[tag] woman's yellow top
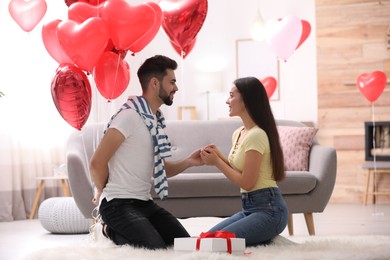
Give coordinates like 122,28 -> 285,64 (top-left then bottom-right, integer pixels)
228,126 -> 277,193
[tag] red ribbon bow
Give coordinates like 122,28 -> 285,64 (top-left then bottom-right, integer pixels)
196,231 -> 236,254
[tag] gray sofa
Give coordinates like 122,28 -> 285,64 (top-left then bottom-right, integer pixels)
66,119 -> 337,236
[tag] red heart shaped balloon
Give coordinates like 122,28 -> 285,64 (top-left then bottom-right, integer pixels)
296,20 -> 311,50
260,77 -> 277,99
65,0 -> 106,7
170,38 -> 196,59
68,1 -> 104,23
85,0 -> 105,4
42,20 -> 74,65
57,17 -> 109,72
356,71 -> 387,103
128,2 -> 163,54
51,64 -> 92,130
160,0 -> 208,55
93,51 -> 130,101
101,0 -> 156,50
8,0 -> 47,32
104,39 -> 128,60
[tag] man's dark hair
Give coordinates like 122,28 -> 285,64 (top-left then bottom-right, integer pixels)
137,55 -> 178,91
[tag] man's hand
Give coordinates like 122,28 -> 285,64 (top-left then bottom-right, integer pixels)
92,190 -> 102,206
188,149 -> 204,167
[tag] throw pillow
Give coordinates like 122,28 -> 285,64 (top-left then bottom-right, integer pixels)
277,126 -> 318,171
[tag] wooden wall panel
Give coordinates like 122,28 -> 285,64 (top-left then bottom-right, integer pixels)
318,91 -> 390,107
334,135 -> 365,150
316,0 -> 390,204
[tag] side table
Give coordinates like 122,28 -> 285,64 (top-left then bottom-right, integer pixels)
362,161 -> 390,205
29,175 -> 71,219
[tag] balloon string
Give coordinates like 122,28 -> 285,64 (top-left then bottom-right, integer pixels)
371,103 -> 376,161
81,132 -> 96,199
179,51 -> 185,107
370,103 -> 383,216
111,54 -> 121,102
86,73 -> 99,195
89,73 -> 99,122
283,59 -> 292,119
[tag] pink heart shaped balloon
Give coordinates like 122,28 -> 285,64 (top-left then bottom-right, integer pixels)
101,0 -> 156,50
265,15 -> 302,61
57,17 -> 109,72
42,20 -> 74,65
8,0 -> 47,32
356,71 -> 387,103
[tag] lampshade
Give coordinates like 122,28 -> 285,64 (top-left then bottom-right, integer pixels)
250,10 -> 266,42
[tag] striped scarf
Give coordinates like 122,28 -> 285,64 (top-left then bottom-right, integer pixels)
105,96 -> 171,200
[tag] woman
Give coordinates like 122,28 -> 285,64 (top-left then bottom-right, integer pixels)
200,77 -> 288,246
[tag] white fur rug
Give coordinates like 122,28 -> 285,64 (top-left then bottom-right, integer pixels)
25,234 -> 390,260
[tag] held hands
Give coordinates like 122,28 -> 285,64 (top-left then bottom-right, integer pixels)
188,148 -> 204,167
200,144 -> 221,166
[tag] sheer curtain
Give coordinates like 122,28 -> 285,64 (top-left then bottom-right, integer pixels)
0,3 -> 82,221
0,63 -> 77,220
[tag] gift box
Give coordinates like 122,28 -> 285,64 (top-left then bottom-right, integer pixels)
174,231 -> 245,254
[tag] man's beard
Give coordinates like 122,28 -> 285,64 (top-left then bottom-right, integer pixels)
159,87 -> 173,106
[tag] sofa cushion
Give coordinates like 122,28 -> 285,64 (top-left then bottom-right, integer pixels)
277,126 -> 318,171
152,173 -> 240,199
154,171 -> 317,198
277,171 -> 317,194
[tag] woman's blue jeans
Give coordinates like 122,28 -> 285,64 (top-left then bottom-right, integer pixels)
208,187 -> 288,246
99,198 -> 190,249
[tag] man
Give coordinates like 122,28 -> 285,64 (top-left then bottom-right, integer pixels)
90,55 -> 203,249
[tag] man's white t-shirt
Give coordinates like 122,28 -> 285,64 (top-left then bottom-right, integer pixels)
101,109 -> 155,202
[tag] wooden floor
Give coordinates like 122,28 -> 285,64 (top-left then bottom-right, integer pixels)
0,203 -> 389,260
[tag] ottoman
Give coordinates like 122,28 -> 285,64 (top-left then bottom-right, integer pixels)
38,197 -> 92,234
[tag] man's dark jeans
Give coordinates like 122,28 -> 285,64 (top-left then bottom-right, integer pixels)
99,198 -> 190,249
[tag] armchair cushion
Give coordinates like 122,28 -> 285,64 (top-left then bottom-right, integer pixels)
278,126 -> 318,171
278,172 -> 317,194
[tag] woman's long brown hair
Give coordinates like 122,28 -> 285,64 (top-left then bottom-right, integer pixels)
234,77 -> 285,181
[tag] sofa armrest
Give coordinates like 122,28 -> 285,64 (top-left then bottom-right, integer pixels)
306,144 -> 337,211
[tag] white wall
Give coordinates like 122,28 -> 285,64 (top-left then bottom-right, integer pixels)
0,0 -> 317,135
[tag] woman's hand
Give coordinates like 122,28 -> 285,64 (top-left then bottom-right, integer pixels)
204,144 -> 223,158
200,145 -> 221,166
